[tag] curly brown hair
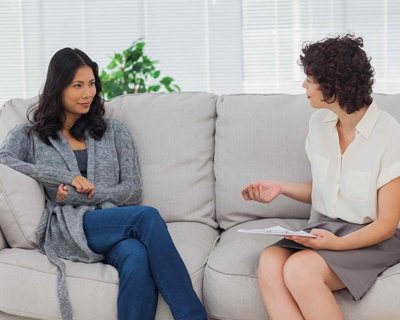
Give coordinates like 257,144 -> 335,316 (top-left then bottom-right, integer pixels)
299,34 -> 375,114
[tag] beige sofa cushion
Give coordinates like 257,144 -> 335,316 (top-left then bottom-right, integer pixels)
214,94 -> 314,229
105,92 -> 218,228
0,164 -> 44,249
0,311 -> 30,320
205,218 -> 400,320
0,248 -> 119,320
0,97 -> 38,144
204,218 -> 308,320
0,222 -> 219,320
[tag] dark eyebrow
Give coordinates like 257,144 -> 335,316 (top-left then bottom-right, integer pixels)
73,79 -> 96,84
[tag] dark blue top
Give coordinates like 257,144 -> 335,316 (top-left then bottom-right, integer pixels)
73,149 -> 88,178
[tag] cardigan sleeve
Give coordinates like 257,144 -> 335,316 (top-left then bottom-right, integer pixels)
57,120 -> 142,207
0,124 -> 77,186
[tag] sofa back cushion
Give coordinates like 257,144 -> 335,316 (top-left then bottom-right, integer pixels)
104,92 -> 218,228
0,164 -> 45,249
0,96 -> 39,144
214,94 -> 314,229
214,93 -> 400,230
0,93 -> 217,250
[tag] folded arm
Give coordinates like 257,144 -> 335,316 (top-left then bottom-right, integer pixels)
0,124 -> 77,186
57,121 -> 142,207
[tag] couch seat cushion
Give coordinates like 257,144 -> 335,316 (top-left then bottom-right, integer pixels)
205,217 -> 400,320
0,222 -> 219,320
204,218 -> 307,320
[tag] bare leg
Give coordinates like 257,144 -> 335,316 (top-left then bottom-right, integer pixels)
283,250 -> 346,320
258,246 -> 305,320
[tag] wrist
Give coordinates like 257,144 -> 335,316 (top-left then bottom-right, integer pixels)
334,236 -> 345,251
277,181 -> 286,195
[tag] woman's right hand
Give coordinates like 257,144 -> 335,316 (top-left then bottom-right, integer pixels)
71,176 -> 96,199
241,180 -> 283,203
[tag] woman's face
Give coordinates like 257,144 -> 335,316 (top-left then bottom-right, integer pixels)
302,75 -> 325,109
61,65 -> 96,118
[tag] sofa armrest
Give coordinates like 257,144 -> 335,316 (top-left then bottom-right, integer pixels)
0,226 -> 9,250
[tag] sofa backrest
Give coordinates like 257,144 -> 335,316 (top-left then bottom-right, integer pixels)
214,93 -> 400,229
1,92 -> 399,238
0,93 -> 218,234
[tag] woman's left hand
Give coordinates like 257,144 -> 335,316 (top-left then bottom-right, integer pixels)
56,183 -> 68,201
285,229 -> 342,251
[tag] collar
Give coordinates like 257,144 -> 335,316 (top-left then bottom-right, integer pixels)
324,100 -> 380,140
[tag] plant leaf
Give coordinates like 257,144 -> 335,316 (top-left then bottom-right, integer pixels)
107,60 -> 117,70
115,70 -> 124,79
148,85 -> 161,92
136,42 -> 145,51
152,71 -> 160,79
164,84 -> 173,92
115,53 -> 123,64
160,77 -> 173,86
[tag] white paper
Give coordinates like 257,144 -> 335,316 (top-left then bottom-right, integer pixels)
237,225 -> 317,238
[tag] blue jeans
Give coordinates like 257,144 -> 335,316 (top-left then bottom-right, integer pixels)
83,206 -> 207,320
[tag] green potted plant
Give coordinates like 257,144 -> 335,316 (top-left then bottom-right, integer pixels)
100,38 -> 181,99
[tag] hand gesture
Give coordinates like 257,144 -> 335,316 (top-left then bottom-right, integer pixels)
241,180 -> 282,203
56,183 -> 68,201
71,176 -> 96,199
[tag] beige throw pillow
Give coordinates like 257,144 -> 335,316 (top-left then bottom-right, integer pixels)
0,164 -> 45,248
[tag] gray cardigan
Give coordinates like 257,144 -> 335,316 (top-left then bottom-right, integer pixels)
0,117 -> 142,320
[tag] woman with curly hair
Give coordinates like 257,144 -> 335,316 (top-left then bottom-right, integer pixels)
0,48 -> 208,320
242,34 -> 400,319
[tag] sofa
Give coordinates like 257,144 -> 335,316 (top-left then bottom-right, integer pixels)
0,92 -> 399,320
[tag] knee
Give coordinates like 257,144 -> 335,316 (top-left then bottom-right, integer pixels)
142,206 -> 166,226
283,254 -> 315,293
109,239 -> 149,271
258,247 -> 285,286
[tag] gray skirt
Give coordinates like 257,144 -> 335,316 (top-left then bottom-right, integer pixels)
270,214 -> 400,301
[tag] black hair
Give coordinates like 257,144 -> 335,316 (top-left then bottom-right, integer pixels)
27,48 -> 106,145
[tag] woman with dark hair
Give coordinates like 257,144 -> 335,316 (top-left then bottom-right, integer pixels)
0,48 -> 208,320
242,34 -> 400,319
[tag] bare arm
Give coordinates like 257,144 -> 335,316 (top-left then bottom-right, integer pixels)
285,176 -> 400,251
242,180 -> 312,204
336,176 -> 400,250
280,181 -> 312,204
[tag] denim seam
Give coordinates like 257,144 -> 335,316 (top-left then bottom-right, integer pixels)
83,224 -> 138,229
